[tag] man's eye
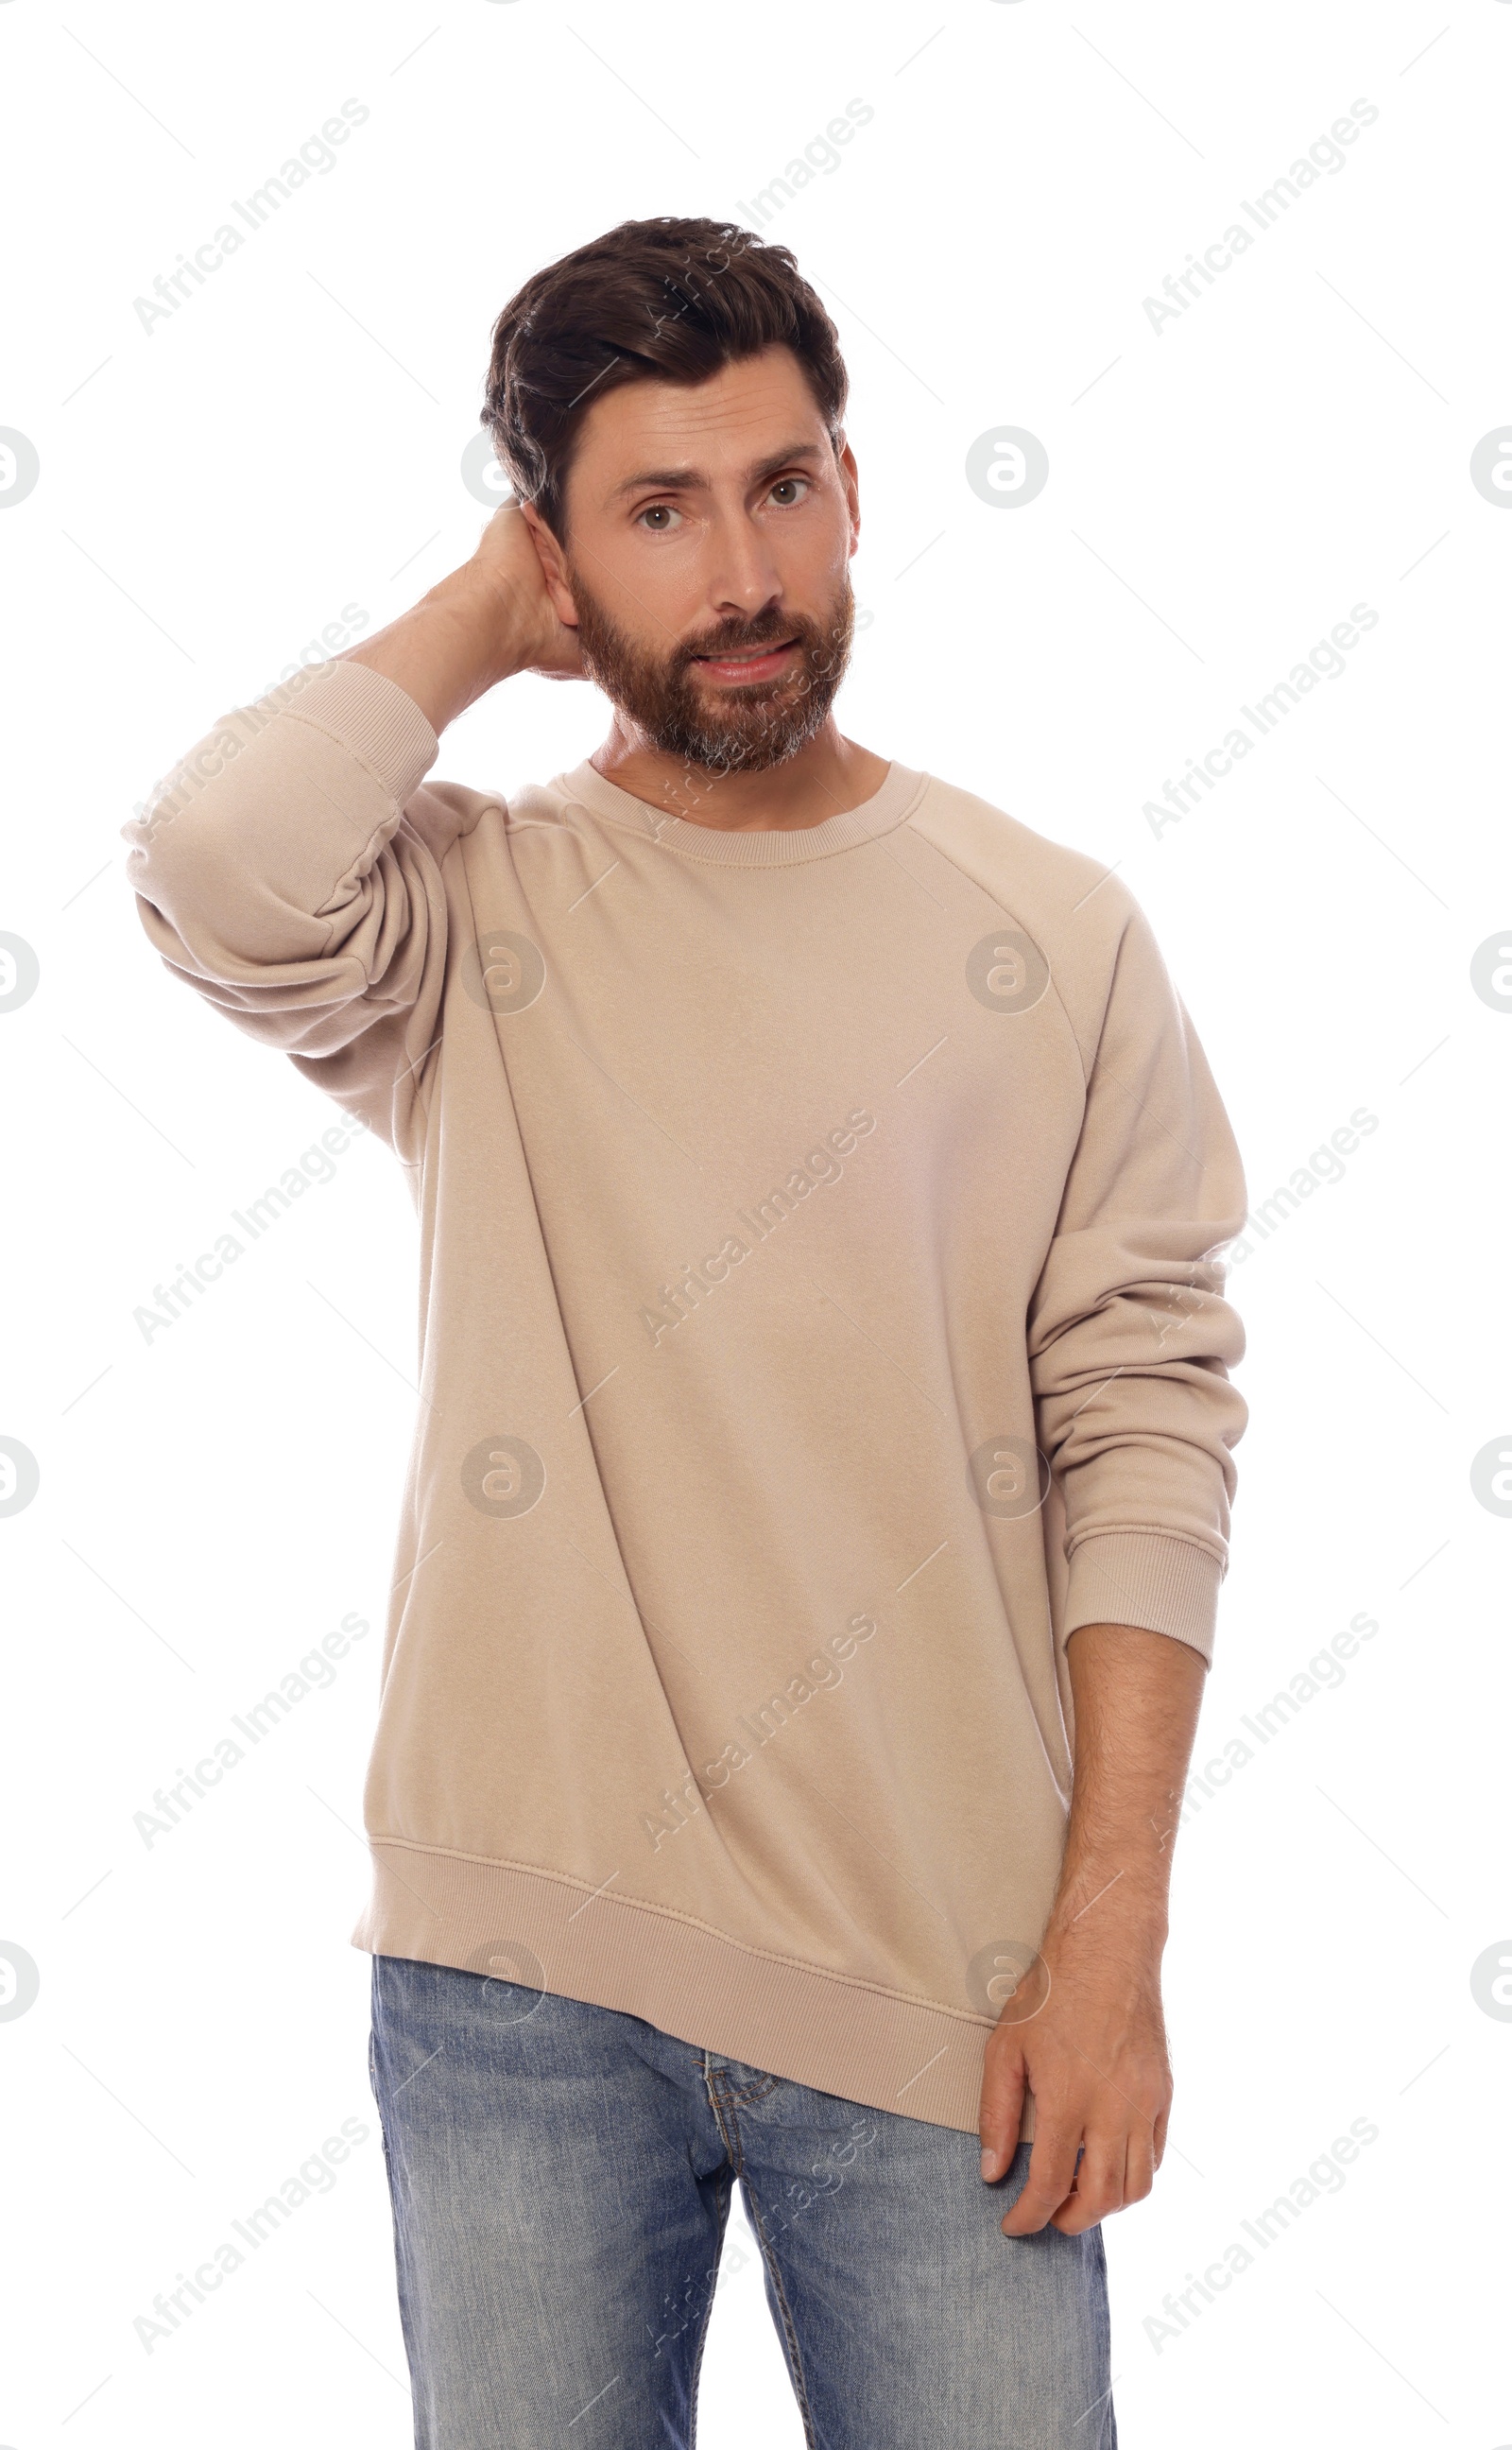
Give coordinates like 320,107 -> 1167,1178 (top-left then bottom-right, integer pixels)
769,477 -> 810,507
638,504 -> 679,531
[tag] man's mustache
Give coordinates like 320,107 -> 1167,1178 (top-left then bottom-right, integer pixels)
678,612 -> 796,666
674,611 -> 854,673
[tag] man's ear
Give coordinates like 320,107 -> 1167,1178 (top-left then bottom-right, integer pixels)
837,434 -> 861,552
520,502 -> 580,630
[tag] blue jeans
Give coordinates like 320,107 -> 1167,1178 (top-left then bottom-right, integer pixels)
369,1954 -> 1115,2449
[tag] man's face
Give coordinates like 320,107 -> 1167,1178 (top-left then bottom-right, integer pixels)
530,346 -> 860,776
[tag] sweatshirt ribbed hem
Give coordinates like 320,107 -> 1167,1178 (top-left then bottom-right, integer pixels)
352,1841 -> 1033,2142
1061,1529 -> 1225,1662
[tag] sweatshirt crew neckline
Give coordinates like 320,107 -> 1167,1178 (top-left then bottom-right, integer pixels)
557,754 -> 929,866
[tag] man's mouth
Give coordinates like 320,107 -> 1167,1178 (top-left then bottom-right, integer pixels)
689,638 -> 799,684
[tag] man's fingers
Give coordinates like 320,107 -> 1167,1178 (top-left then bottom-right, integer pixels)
1052,2134 -> 1127,2234
1123,2126 -> 1157,2209
977,2042 -> 1027,2183
999,2124 -> 1080,2234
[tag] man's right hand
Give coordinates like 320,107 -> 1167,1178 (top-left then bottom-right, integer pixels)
342,497 -> 583,736
465,501 -> 584,685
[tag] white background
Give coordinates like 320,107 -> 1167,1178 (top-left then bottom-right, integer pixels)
2,0 -> 1508,2441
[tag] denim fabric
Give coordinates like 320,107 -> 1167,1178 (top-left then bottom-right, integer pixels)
369,1953 -> 1115,2449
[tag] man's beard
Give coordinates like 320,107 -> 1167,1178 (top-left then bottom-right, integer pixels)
566,563 -> 856,777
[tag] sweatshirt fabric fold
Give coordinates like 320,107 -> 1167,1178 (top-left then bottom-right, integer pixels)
124,659 -> 1246,2139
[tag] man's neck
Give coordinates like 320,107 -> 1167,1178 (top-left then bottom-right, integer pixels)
589,716 -> 890,834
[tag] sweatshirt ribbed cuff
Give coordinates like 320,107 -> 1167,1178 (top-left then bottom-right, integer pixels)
268,658 -> 440,813
1061,1530 -> 1225,1663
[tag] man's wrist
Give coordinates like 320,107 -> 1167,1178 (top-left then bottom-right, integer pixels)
1041,1881 -> 1170,1963
420,564 -> 533,696
343,564 -> 527,735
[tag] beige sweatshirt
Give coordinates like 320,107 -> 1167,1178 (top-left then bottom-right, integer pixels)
124,659 -> 1246,2138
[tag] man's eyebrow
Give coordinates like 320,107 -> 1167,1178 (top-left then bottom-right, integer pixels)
608,440 -> 828,503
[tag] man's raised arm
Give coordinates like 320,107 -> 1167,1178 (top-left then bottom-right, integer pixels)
121,507 -> 579,1150
340,501 -> 581,735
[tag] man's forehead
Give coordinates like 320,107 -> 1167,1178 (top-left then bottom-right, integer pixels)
577,347 -> 827,477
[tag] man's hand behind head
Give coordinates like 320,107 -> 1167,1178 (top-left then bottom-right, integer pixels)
339,498 -> 584,735
469,501 -> 584,683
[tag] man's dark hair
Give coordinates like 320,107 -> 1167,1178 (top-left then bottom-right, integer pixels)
481,216 -> 848,538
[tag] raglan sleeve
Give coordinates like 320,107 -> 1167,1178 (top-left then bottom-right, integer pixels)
1028,891 -> 1248,1664
121,659 -> 461,1160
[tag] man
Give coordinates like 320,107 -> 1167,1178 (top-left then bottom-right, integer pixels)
126,216 -> 1246,2447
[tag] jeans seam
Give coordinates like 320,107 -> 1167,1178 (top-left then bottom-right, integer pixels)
684,2171 -> 731,2450
696,2049 -> 778,2114
730,2072 -> 777,2104
701,2062 -> 816,2444
740,2175 -> 819,2450
703,2062 -> 746,2176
